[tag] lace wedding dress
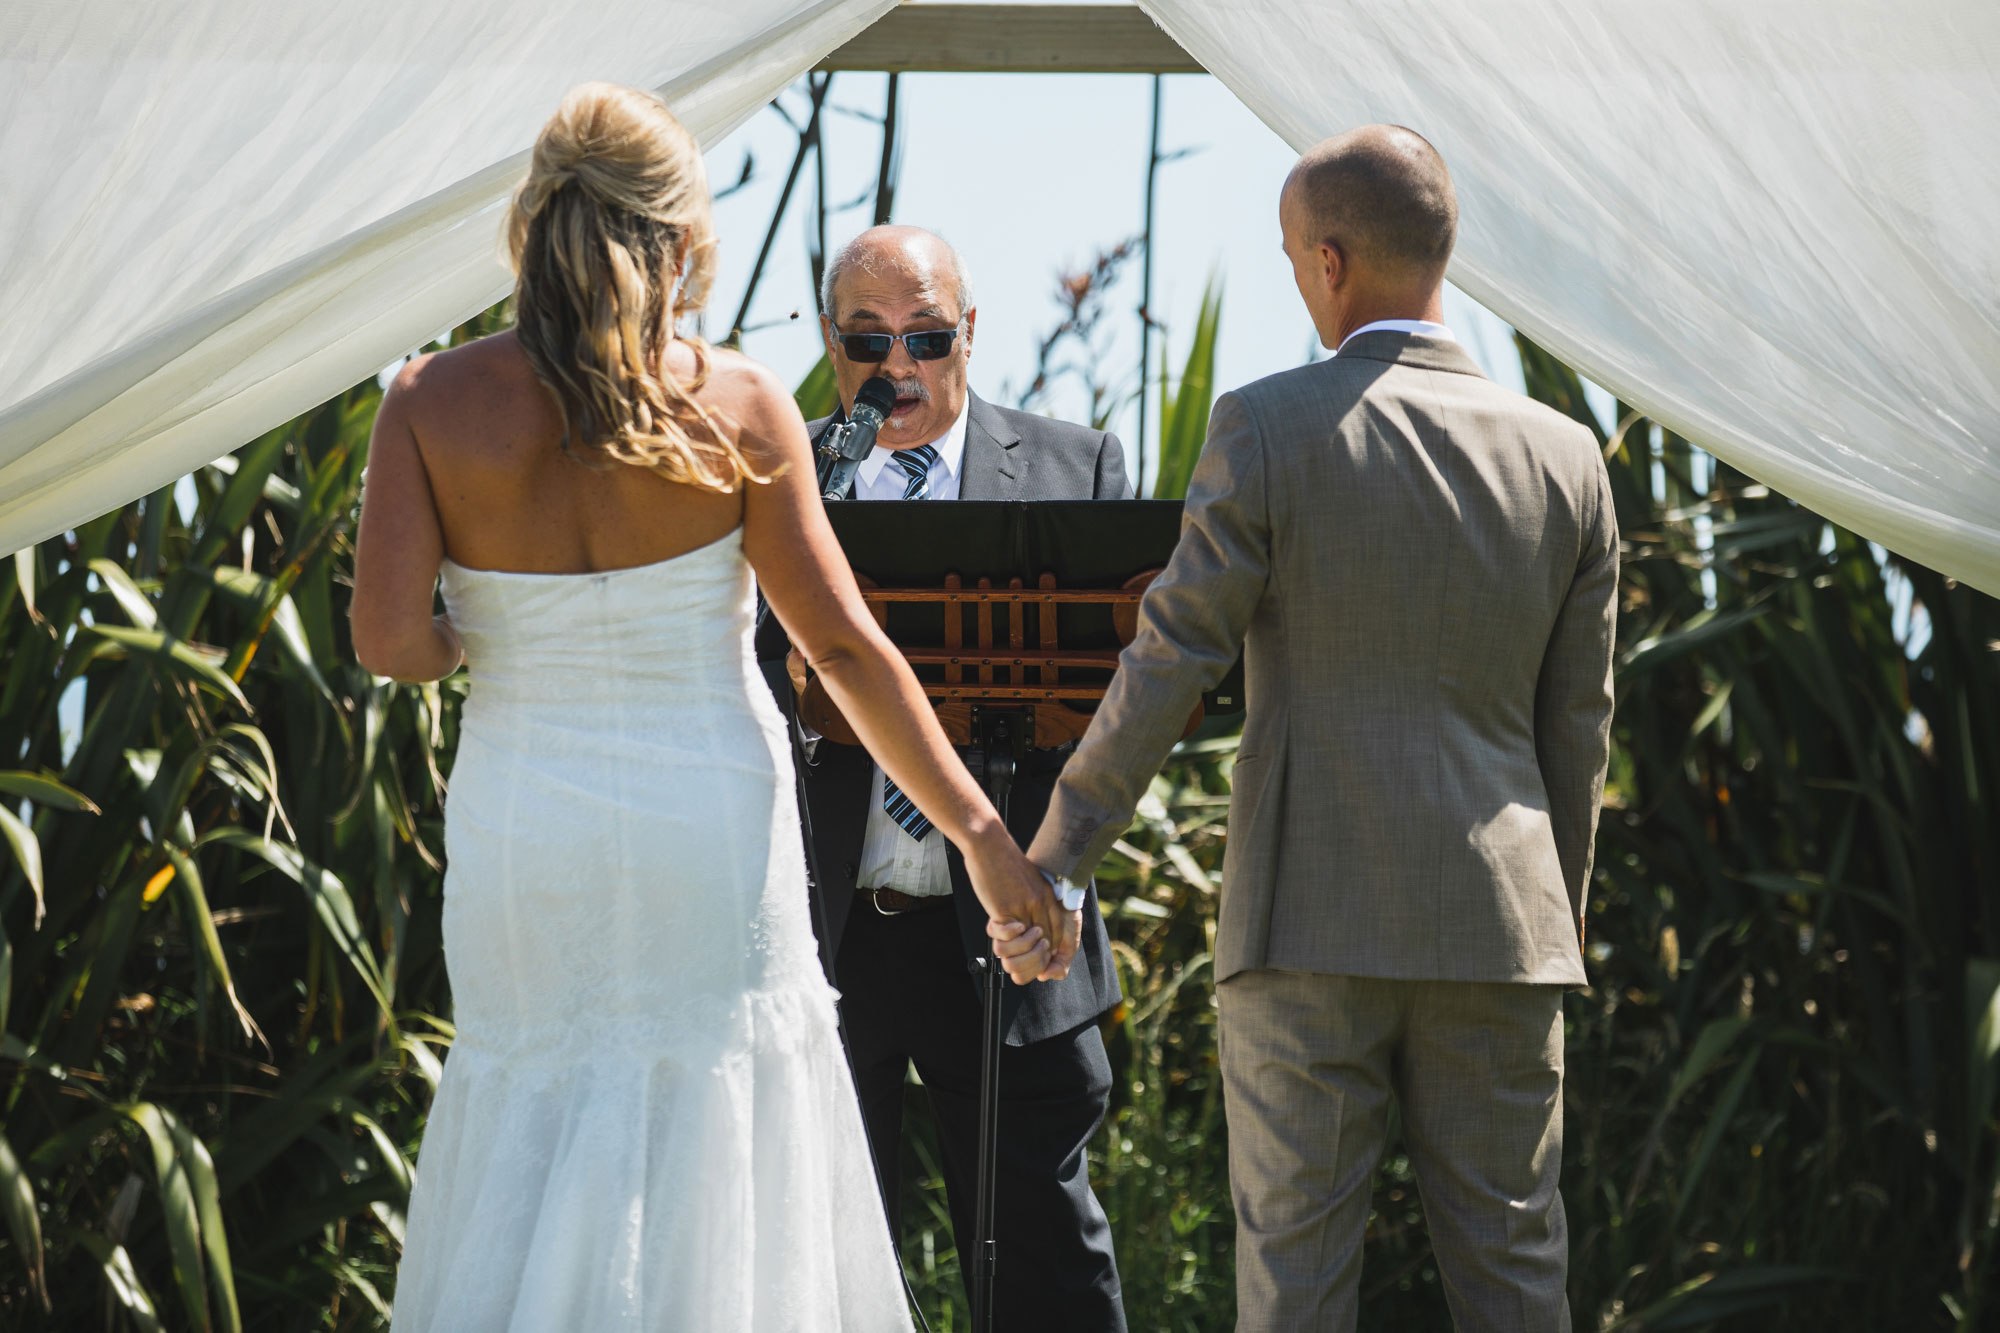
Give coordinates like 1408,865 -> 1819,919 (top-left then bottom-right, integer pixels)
389,529 -> 910,1331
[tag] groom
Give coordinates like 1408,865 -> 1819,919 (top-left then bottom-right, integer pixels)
1026,127 -> 1618,1330
756,226 -> 1128,1330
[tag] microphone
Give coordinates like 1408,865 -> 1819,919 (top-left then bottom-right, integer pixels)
816,375 -> 898,500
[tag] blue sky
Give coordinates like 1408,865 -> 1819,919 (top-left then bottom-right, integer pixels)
701,71 -> 1530,493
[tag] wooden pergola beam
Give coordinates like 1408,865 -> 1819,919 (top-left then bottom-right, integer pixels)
817,3 -> 1203,74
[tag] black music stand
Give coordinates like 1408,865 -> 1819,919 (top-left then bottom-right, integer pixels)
792,500 -> 1242,1333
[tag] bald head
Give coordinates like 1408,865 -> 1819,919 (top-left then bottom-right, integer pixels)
820,225 -> 973,324
1283,125 -> 1457,282
817,224 -> 978,449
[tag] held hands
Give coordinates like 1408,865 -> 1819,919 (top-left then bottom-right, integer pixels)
988,904 -> 1083,986
961,835 -> 1079,985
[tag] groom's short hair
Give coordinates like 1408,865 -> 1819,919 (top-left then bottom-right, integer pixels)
1287,125 -> 1457,279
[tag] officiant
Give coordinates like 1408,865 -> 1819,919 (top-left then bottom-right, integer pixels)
755,226 -> 1128,1331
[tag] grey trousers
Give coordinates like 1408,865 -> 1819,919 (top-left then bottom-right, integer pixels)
1217,970 -> 1569,1332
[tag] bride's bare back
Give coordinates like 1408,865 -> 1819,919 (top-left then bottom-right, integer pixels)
387,329 -> 748,576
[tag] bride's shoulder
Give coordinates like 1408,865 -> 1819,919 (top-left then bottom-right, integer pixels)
689,343 -> 796,425
692,341 -> 780,393
386,329 -> 533,407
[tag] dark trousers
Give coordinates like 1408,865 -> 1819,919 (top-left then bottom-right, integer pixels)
838,899 -> 1127,1333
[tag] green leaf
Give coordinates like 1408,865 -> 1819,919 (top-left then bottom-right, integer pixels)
0,1131 -> 50,1314
1960,958 -> 2000,1266
82,623 -> 249,710
1617,605 -> 1771,679
351,1111 -> 415,1200
1738,871 -> 1913,928
1687,679 -> 1733,741
191,429 -> 285,568
1153,270 -> 1223,501
89,557 -> 160,629
124,1103 -> 208,1330
199,830 -> 393,1020
11,547 -> 36,622
1671,1040 -> 1763,1230
70,1229 -> 165,1333
1,1032 -> 65,1081
0,769 -> 101,813
214,1056 -> 374,1193
1664,1017 -> 1753,1110
197,566 -> 333,697
163,846 -> 265,1048
0,803 -> 44,927
1605,1265 -> 1849,1331
124,1102 -> 240,1333
794,352 -> 841,421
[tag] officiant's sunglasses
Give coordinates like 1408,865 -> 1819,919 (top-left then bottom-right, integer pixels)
831,321 -> 964,363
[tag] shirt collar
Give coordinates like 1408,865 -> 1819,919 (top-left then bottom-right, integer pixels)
855,396 -> 971,489
1336,318 -> 1455,353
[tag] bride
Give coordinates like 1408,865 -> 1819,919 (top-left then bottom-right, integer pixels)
349,83 -> 1069,1330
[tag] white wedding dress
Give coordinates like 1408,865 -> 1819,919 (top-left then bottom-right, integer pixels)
390,528 -> 911,1332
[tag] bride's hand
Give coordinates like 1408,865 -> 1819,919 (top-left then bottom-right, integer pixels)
962,834 -> 1071,984
988,919 -> 1051,984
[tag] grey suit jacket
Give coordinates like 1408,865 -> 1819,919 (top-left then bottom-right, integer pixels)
1029,332 -> 1617,986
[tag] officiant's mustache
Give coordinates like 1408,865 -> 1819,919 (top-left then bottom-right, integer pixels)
886,378 -> 929,409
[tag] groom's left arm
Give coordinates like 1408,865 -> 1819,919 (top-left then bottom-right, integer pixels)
1031,392 -> 1272,883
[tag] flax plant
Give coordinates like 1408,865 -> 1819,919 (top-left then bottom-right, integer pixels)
3,299 -> 1995,1331
0,306 -> 510,1330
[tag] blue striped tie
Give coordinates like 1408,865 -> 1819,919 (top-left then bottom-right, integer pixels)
891,443 -> 941,500
881,443 -> 941,839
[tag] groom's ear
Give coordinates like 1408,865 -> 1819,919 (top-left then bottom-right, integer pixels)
1320,237 -> 1348,291
963,307 -> 976,358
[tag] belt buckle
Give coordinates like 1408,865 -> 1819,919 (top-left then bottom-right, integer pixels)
868,888 -> 907,916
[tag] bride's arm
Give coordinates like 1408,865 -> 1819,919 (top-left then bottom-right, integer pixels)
736,365 -> 1071,980
352,359 -> 464,683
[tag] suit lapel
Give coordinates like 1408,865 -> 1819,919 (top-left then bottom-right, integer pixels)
958,393 -> 1024,500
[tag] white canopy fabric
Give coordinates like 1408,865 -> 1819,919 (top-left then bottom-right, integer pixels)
1142,0 -> 2000,593
3,2 -> 1997,596
0,0 -> 893,555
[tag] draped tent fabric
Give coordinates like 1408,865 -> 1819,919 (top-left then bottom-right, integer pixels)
1140,0 -> 2000,594
0,0 -> 896,557
3,4 -> 1997,597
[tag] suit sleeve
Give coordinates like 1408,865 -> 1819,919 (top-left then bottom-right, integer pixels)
1095,430 -> 1134,499
1535,439 -> 1619,932
1030,392 -> 1271,880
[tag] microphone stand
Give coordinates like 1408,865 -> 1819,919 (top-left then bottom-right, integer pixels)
965,710 -> 1021,1333
816,414 -> 878,500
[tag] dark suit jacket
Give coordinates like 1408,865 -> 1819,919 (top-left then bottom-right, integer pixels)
756,392 -> 1130,1045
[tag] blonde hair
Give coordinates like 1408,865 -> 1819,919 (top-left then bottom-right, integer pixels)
507,83 -> 762,491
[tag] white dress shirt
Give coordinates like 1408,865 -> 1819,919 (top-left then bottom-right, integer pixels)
1337,318 -> 1455,353
852,399 -> 970,895
849,399 -> 969,501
